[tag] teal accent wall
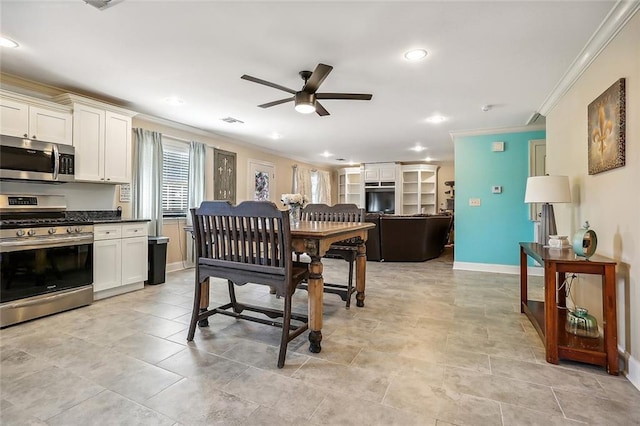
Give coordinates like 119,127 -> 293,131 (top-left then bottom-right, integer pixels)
454,130 -> 545,266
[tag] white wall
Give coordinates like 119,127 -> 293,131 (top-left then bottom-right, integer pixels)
546,12 -> 639,386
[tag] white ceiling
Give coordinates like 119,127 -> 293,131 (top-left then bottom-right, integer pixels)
0,0 -> 616,166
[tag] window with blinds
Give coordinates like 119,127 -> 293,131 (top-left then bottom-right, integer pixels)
162,140 -> 189,217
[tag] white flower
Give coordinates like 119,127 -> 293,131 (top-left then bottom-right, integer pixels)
281,193 -> 308,208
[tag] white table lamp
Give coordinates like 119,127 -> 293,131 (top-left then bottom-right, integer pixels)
524,175 -> 571,245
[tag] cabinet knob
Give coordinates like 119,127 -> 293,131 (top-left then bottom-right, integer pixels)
106,178 -> 111,181
101,178 -> 105,181
23,133 -> 28,138
32,135 -> 37,139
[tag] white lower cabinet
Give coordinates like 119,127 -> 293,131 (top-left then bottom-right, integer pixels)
93,222 -> 148,299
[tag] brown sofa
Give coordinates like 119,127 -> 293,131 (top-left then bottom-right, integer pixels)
365,213 -> 452,262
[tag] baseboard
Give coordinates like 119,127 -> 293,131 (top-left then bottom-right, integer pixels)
94,282 -> 144,300
453,261 -> 543,276
626,353 -> 640,391
166,261 -> 192,273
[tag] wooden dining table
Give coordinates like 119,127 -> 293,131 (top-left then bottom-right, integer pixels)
197,220 -> 375,354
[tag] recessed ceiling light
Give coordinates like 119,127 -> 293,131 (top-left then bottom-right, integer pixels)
0,36 -> 19,48
270,132 -> 282,140
426,115 -> 446,124
404,49 -> 428,61
410,145 -> 427,152
321,151 -> 333,158
163,97 -> 185,106
425,156 -> 433,162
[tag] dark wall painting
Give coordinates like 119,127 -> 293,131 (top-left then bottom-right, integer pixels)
214,149 -> 237,204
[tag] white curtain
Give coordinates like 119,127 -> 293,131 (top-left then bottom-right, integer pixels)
316,170 -> 332,205
187,141 -> 206,225
293,165 -> 312,199
132,128 -> 163,236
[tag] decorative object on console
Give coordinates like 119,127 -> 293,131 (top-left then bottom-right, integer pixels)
524,175 -> 571,246
572,221 -> 598,258
548,235 -> 570,249
281,193 -> 308,226
588,78 -> 625,175
566,307 -> 600,338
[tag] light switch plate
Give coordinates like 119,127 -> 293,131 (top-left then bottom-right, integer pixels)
469,198 -> 481,206
492,185 -> 502,194
492,141 -> 505,152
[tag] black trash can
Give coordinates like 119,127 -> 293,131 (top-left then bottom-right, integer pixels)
146,236 -> 170,285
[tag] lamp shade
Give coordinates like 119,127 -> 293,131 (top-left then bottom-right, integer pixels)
524,175 -> 571,204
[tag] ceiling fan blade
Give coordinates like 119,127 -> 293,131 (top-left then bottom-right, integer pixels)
316,93 -> 373,100
241,75 -> 296,94
315,101 -> 330,116
258,97 -> 294,108
303,64 -> 333,94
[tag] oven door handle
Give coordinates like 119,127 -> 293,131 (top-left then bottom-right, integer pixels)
0,234 -> 94,252
3,287 -> 91,309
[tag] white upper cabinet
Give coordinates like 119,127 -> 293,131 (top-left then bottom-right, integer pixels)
55,94 -> 135,184
364,162 -> 397,183
0,92 -> 72,145
104,111 -> 132,183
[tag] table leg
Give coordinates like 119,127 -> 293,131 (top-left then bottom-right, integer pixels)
520,247 -> 527,313
603,265 -> 619,375
198,277 -> 210,327
307,255 -> 324,353
355,242 -> 367,307
545,261 -> 559,364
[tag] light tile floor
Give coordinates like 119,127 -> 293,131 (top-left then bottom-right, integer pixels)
2,248 -> 639,425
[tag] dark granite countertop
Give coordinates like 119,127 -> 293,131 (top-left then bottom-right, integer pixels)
65,210 -> 150,224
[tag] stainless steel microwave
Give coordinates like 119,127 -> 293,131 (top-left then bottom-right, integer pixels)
0,135 -> 75,182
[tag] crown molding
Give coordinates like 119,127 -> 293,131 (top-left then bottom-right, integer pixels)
449,124 -> 545,140
534,0 -> 640,118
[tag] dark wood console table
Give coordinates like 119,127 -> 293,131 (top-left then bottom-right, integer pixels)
519,242 -> 618,375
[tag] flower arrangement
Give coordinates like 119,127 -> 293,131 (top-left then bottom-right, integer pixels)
280,193 -> 308,208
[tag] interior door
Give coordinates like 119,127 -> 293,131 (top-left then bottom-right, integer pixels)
248,159 -> 275,202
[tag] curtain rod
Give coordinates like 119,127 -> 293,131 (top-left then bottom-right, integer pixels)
163,134 -> 191,144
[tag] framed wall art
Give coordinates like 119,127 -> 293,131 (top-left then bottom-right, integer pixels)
587,78 -> 625,175
213,148 -> 237,204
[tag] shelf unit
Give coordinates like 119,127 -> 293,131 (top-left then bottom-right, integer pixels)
338,167 -> 363,207
399,164 -> 438,215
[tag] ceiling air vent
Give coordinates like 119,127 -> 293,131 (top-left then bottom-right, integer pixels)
221,117 -> 245,124
83,0 -> 113,10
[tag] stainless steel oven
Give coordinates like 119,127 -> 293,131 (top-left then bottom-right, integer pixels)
0,195 -> 93,327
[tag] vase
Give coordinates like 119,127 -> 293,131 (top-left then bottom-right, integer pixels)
289,205 -> 301,226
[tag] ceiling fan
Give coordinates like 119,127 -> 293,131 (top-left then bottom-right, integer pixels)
241,63 -> 372,116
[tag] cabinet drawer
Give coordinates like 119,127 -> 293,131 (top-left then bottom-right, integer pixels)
122,223 -> 148,238
94,225 -> 122,240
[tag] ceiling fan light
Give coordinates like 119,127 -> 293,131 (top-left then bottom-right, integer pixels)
294,92 -> 316,114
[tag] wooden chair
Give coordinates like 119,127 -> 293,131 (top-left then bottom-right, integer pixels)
187,200 -> 309,368
300,203 -> 364,308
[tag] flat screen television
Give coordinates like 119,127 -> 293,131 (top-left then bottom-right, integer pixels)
366,190 -> 395,214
